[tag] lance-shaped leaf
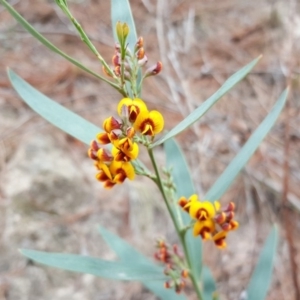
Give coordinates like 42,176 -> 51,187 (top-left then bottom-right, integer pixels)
8,69 -> 100,145
111,0 -> 141,96
202,266 -> 217,300
98,226 -> 186,300
0,0 -> 122,93
205,88 -> 289,201
164,139 -> 202,281
246,226 -> 278,300
150,56 -> 261,148
111,0 -> 137,53
8,70 -> 150,173
20,249 -> 166,281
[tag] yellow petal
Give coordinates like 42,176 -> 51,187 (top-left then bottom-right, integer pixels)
202,201 -> 216,218
189,201 -> 202,219
134,110 -> 164,136
213,231 -> 227,249
126,142 -> 139,159
98,163 -> 112,180
134,110 -> 148,131
117,98 -> 148,121
117,98 -> 133,116
112,145 -> 119,158
110,161 -> 135,181
121,162 -> 135,180
193,219 -> 215,239
148,110 -> 164,134
214,201 -> 221,211
189,194 -> 199,202
109,160 -> 122,174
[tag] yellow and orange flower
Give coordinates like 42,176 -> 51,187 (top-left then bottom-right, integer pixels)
117,98 -> 148,123
112,138 -> 139,162
189,200 -> 220,239
134,110 -> 164,136
95,161 -> 135,189
178,196 -> 238,249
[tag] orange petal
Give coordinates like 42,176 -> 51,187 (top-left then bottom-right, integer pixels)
193,219 -> 215,239
213,231 -> 227,249
97,132 -> 111,144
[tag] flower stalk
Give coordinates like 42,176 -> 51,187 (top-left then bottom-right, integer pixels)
147,148 -> 204,300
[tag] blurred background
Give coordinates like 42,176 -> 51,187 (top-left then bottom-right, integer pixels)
1,0 -> 300,299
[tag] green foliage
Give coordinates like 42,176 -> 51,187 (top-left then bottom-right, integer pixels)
202,266 -> 217,300
246,226 -> 279,300
98,226 -> 186,300
111,0 -> 138,53
0,0 -> 123,93
20,249 -> 166,281
205,88 -> 289,201
151,56 -> 262,148
8,69 -> 100,145
164,139 -> 202,281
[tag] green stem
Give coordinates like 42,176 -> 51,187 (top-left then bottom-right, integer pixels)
56,3 -> 124,84
147,148 -> 203,300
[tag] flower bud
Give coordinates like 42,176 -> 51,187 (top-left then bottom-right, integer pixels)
214,212 -> 226,224
224,202 -> 235,212
115,43 -> 121,52
225,211 -> 234,222
90,140 -> 100,151
145,61 -> 163,77
88,148 -> 98,160
137,48 -> 145,60
97,148 -> 113,162
114,66 -> 121,76
103,116 -> 122,132
102,66 -> 113,78
138,55 -> 148,67
112,54 -> 120,66
135,36 -> 144,50
221,222 -> 232,231
164,280 -> 174,289
109,129 -> 122,141
181,270 -> 189,278
229,220 -> 239,230
116,21 -> 129,46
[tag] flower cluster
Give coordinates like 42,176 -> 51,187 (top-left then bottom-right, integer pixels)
88,97 -> 164,188
102,25 -> 162,84
178,195 -> 238,249
154,239 -> 188,294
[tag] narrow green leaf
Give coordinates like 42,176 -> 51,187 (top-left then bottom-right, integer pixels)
0,0 -> 122,92
8,70 -> 150,174
8,69 -> 100,145
205,88 -> 289,201
164,139 -> 202,281
202,266 -> 217,300
20,249 -> 166,281
98,226 -> 186,300
151,56 -> 262,148
246,226 -> 278,300
111,0 -> 137,52
111,0 -> 141,95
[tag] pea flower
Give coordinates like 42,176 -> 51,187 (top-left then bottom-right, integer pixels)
95,161 -> 135,189
178,195 -> 238,249
134,110 -> 164,136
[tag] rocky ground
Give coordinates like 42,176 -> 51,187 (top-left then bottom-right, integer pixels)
1,0 -> 300,299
